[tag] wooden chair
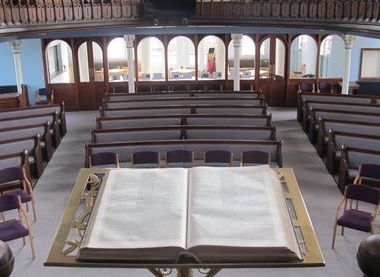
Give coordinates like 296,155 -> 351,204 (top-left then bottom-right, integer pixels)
0,194 -> 35,258
298,82 -> 315,93
204,150 -> 233,166
240,151 -> 270,166
35,88 -> 54,105
332,184 -> 380,249
165,150 -> 194,167
89,152 -> 119,168
0,166 -> 36,222
317,82 -> 333,94
131,151 -> 160,168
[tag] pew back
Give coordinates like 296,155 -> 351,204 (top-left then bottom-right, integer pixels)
105,91 -> 262,101
100,105 -> 267,117
96,114 -> 272,129
103,97 -> 264,109
91,126 -> 276,143
86,140 -> 282,167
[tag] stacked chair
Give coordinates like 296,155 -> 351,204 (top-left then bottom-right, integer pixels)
86,91 -> 282,169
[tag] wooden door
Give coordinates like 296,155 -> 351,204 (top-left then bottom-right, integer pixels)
77,40 -> 106,110
258,37 -> 287,107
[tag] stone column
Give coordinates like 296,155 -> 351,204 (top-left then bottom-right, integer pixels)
341,35 -> 355,95
232,34 -> 242,91
124,34 -> 135,93
9,40 -> 24,94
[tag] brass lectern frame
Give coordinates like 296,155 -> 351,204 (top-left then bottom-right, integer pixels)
45,168 -> 324,277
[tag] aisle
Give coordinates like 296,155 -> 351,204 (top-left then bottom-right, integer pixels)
9,109 -> 364,277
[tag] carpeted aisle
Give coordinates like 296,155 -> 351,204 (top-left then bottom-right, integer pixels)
9,108 -> 371,277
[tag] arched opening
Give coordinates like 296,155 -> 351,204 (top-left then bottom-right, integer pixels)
198,35 -> 225,80
137,37 -> 165,81
227,35 -> 256,79
167,36 -> 195,80
46,40 -> 74,84
319,35 -> 344,78
107,37 -> 130,82
290,35 -> 317,79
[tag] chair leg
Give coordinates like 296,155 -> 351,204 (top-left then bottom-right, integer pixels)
31,200 -> 37,222
28,234 -> 36,259
332,223 -> 338,249
22,237 -> 26,246
341,227 -> 345,236
0,212 -> 4,222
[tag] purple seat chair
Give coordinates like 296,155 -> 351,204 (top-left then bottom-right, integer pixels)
354,164 -> 380,188
165,150 -> 194,167
0,167 -> 36,222
332,184 -> 380,249
298,82 -> 315,93
241,151 -> 270,166
0,194 -> 35,258
131,151 -> 160,168
204,150 -> 233,166
89,152 -> 119,168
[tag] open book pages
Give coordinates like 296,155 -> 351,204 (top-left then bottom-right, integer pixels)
187,165 -> 303,262
78,166 -> 302,263
79,168 -> 188,261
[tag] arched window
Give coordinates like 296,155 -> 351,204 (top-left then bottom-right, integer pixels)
167,36 -> 195,80
198,36 -> 225,80
319,35 -> 344,78
275,38 -> 286,78
78,41 -> 104,82
107,37 -> 130,82
137,37 -> 165,81
228,35 -> 255,79
46,40 -> 74,84
290,35 -> 317,78
260,38 -> 270,79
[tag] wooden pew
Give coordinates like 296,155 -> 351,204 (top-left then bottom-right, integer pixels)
338,147 -> 380,193
100,105 -> 268,117
0,112 -> 61,147
0,134 -> 43,178
303,101 -> 380,133
0,102 -> 67,136
0,122 -> 53,161
102,97 -> 265,109
317,118 -> 380,156
297,92 -> 376,122
96,114 -> 272,129
104,91 -> 263,101
326,131 -> 380,173
91,126 -> 277,143
307,109 -> 380,143
85,139 -> 283,168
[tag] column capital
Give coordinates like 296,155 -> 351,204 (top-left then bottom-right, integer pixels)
9,40 -> 22,54
231,34 -> 243,48
123,35 -> 135,48
342,34 -> 355,50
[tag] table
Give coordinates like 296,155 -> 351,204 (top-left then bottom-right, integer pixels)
45,168 -> 324,276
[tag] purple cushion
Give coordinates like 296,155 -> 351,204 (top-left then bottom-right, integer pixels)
337,209 -> 373,232
35,100 -> 49,105
0,220 -> 29,242
0,168 -> 23,185
3,189 -> 31,203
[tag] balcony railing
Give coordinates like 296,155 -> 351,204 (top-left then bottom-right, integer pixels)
0,0 -> 144,25
196,0 -> 380,23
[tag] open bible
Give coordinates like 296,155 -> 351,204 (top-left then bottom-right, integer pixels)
77,166 -> 303,263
